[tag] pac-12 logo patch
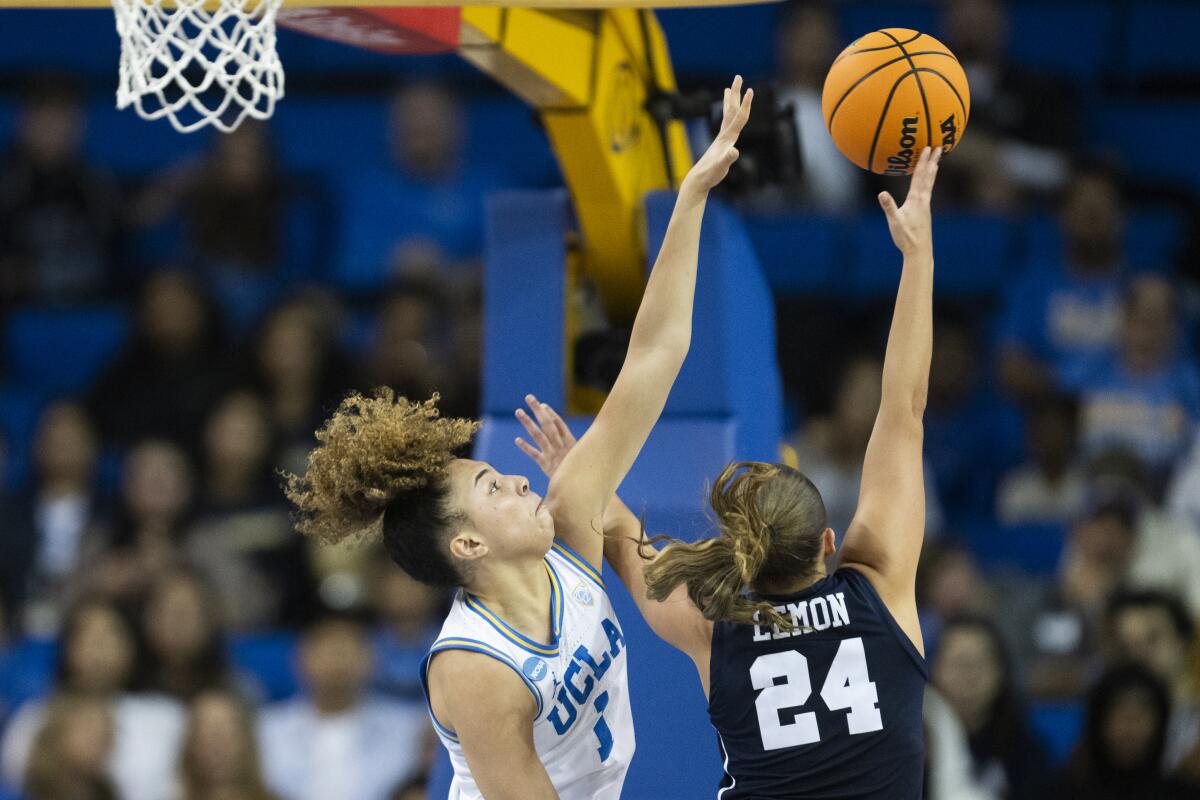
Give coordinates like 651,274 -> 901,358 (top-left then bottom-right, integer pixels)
572,583 -> 595,606
523,657 -> 550,682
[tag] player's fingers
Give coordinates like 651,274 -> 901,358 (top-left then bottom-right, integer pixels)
878,191 -> 898,217
529,396 -> 560,443
514,437 -> 547,469
551,414 -> 576,446
538,402 -> 569,444
516,408 -> 550,450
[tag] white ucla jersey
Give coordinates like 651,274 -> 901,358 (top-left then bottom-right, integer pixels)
420,540 -> 635,800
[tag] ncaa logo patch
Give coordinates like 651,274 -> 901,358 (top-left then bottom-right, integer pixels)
572,583 -> 595,607
522,656 -> 550,682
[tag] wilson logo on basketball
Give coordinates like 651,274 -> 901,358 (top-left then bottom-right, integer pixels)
883,116 -> 920,176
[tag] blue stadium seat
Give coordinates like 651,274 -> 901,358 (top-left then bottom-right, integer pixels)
1008,2 -> 1115,82
657,4 -> 782,80
4,306 -> 130,397
227,632 -> 299,702
1126,208 -> 1186,271
273,99 -> 390,175
1091,101 -> 1200,188
0,638 -> 57,723
839,2 -> 937,42
966,521 -> 1067,576
0,385 -> 44,491
850,212 -> 1014,297
742,212 -> 845,294
83,99 -> 205,176
1030,703 -> 1083,766
1122,2 -> 1200,80
464,98 -> 559,188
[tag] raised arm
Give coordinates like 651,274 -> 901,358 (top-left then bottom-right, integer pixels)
516,397 -> 711,662
839,147 -> 942,653
543,77 -> 754,571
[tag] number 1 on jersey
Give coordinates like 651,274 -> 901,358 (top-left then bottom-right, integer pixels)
750,637 -> 883,751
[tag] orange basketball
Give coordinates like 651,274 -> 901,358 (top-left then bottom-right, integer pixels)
822,28 -> 971,175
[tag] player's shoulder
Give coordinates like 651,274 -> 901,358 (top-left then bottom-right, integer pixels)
547,538 -> 605,594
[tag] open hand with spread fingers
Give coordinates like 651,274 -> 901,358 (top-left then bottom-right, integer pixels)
683,75 -> 754,194
878,146 -> 942,257
514,394 -> 578,479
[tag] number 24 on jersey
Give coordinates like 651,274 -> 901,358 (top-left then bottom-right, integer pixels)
750,637 -> 884,750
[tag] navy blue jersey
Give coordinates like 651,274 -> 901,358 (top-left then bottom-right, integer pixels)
709,567 -> 927,799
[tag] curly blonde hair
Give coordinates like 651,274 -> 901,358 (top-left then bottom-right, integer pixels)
285,389 -> 479,586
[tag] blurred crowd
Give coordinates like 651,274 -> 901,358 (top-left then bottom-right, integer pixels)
0,0 -> 1198,799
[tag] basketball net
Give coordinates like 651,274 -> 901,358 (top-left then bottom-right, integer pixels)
112,0 -> 285,133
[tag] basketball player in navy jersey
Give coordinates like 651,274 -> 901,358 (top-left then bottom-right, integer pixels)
514,146 -> 942,799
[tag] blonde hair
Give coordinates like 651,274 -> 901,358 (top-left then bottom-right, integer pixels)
25,695 -> 116,800
643,462 -> 827,630
180,691 -> 275,800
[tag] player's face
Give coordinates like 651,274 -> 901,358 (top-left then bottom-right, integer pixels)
446,458 -> 555,562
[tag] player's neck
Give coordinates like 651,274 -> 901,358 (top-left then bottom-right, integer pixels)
757,563 -> 829,597
467,559 -> 555,642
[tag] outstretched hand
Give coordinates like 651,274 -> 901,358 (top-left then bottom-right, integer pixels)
514,394 -> 578,479
878,146 -> 941,257
683,75 -> 754,193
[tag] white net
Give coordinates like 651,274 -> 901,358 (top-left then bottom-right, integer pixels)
112,0 -> 286,134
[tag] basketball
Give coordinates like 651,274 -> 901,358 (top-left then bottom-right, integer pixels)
822,28 -> 970,175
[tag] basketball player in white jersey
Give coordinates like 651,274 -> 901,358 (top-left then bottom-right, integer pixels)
284,77 -> 753,799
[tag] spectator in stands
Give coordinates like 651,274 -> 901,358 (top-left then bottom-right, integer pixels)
997,168 -> 1127,403
441,278 -> 483,419
932,616 -> 1052,799
1,598 -> 184,800
923,687 -> 996,800
1166,431 -> 1200,535
0,76 -> 120,304
88,270 -> 231,449
338,81 -> 491,285
185,390 -> 314,630
917,542 -> 996,653
258,615 -> 428,800
996,393 -> 1087,525
768,1 -> 862,211
924,312 -> 1018,526
371,563 -> 441,703
1053,664 -> 1199,799
0,402 -> 102,637
940,0 -> 1077,199
22,695 -> 115,800
359,281 -> 442,407
1074,276 -> 1199,495
137,569 -> 247,703
792,355 -> 944,535
389,776 -> 428,800
1105,590 -> 1200,771
998,493 -> 1137,698
85,440 -> 194,602
250,296 -> 352,476
1088,452 -> 1200,618
179,690 -> 277,800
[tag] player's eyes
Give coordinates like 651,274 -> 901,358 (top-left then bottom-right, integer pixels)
489,480 -> 500,494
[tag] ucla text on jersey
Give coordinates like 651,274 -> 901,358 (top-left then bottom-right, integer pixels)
421,540 -> 636,800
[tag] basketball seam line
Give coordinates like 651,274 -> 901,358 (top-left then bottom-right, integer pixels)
866,71 -> 913,173
826,51 -> 957,132
911,68 -> 970,130
881,29 -> 933,154
832,30 -> 923,66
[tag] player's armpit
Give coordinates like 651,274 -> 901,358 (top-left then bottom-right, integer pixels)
427,649 -> 559,800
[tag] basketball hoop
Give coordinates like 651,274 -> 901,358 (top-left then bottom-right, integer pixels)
111,0 -> 285,133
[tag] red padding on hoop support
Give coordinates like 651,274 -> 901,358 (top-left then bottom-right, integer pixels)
277,6 -> 461,54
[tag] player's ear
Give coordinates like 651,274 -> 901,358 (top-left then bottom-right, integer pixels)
822,528 -> 836,557
449,529 -> 488,562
